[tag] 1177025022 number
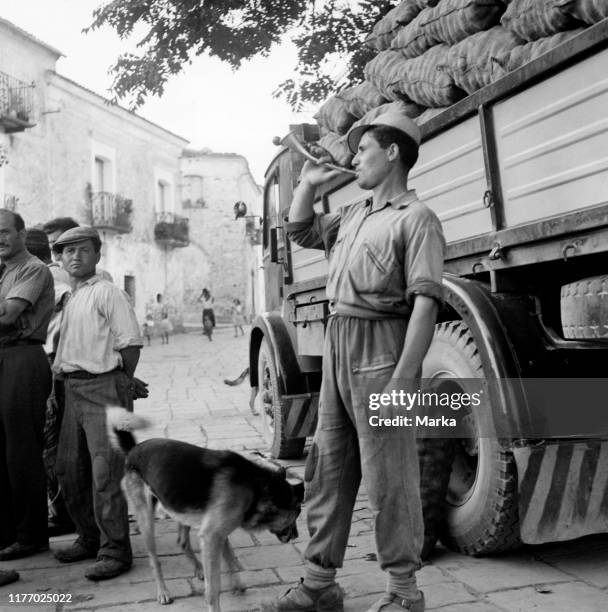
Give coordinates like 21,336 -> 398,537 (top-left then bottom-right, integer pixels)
8,593 -> 73,604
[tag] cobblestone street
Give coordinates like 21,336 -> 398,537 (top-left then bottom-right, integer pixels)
2,329 -> 608,611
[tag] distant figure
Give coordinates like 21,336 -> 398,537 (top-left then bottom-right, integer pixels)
159,312 -> 173,344
143,314 -> 154,346
232,298 -> 245,337
198,288 -> 215,341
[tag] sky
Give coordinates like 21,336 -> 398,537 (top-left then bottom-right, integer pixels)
2,0 -> 319,184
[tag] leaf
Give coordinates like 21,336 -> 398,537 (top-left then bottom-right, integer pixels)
86,0 -> 400,109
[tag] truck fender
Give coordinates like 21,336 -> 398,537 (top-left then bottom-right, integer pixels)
440,273 -> 532,439
249,312 -> 306,395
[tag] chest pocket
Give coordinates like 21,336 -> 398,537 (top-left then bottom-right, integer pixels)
348,240 -> 397,294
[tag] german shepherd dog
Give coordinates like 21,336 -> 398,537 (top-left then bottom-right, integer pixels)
106,407 -> 304,611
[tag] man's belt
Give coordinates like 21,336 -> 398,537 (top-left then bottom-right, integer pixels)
0,338 -> 44,349
63,367 -> 121,380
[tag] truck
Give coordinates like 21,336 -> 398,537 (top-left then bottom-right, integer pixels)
248,19 -> 608,556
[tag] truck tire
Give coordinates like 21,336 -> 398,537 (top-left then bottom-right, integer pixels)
256,338 -> 305,459
561,275 -> 608,339
422,321 -> 520,555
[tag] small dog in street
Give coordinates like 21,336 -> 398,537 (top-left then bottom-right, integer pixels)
106,407 -> 304,611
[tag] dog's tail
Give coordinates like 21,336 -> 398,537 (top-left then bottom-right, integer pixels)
106,406 -> 151,455
223,367 -> 249,386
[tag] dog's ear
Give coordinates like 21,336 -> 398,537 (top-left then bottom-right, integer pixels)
289,480 -> 305,503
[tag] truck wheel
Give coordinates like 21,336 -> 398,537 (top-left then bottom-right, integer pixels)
256,338 -> 305,459
422,321 -> 520,555
561,275 -> 608,339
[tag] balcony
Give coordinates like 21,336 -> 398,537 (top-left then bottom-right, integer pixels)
0,71 -> 35,133
154,212 -> 189,248
89,192 -> 133,233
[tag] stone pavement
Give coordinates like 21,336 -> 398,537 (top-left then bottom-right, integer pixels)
2,329 -> 608,611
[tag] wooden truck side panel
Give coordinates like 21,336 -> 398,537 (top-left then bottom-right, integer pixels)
494,46 -> 608,228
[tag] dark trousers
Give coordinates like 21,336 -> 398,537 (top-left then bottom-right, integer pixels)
0,344 -> 52,547
56,371 -> 133,564
202,308 -> 215,327
43,375 -> 71,524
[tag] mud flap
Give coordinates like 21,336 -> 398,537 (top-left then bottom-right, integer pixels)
514,440 -> 608,544
283,393 -> 319,439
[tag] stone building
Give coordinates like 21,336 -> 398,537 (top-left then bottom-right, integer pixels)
179,150 -> 263,325
0,16 -> 262,327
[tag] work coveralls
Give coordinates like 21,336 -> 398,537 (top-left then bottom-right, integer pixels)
284,190 -> 445,578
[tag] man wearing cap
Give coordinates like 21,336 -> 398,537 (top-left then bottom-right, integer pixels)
0,210 -> 54,562
271,111 -> 445,612
51,226 -> 143,581
43,216 -> 113,282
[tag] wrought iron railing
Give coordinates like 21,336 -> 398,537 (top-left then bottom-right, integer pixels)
154,211 -> 190,247
0,71 -> 35,132
90,192 -> 133,233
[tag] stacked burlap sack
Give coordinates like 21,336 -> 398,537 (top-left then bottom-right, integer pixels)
313,0 -> 607,167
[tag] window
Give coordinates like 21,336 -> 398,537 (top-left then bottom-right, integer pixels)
263,172 -> 280,250
90,141 -> 115,194
157,180 -> 168,213
154,168 -> 175,215
182,175 -> 205,208
94,157 -> 106,193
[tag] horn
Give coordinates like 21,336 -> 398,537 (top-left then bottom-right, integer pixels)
273,132 -> 357,176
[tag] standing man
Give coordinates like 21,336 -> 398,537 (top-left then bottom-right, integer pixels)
0,210 -> 54,561
51,227 -> 143,581
24,228 -> 75,538
270,111 -> 445,612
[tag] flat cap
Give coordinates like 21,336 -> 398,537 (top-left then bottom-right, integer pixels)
52,226 -> 102,252
347,109 -> 421,154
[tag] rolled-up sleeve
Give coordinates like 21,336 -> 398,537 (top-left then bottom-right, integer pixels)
101,286 -> 144,349
285,211 -> 341,253
5,263 -> 51,306
404,211 -> 446,307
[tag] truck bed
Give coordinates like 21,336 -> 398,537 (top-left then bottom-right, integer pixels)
288,20 -> 608,288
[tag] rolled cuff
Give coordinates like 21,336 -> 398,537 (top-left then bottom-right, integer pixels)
283,217 -> 315,233
405,279 -> 444,307
114,337 -> 144,350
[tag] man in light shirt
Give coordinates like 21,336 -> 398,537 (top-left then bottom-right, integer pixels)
51,227 -> 143,581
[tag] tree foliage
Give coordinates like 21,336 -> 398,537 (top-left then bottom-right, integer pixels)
86,0 -> 398,109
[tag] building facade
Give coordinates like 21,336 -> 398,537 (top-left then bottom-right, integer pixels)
0,17 -> 262,328
179,150 -> 263,325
